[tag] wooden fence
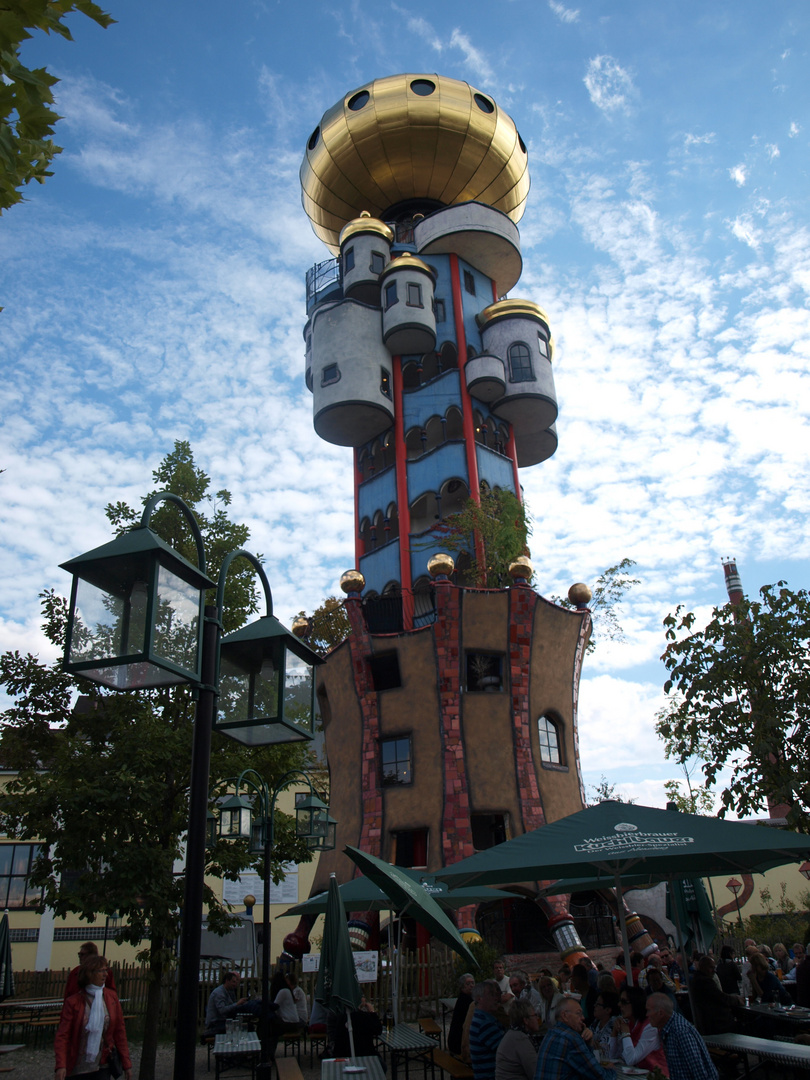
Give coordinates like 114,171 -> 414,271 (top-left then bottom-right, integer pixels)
11,948 -> 459,1037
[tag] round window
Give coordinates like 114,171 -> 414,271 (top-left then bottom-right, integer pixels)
348,90 -> 370,111
410,79 -> 436,97
474,93 -> 494,114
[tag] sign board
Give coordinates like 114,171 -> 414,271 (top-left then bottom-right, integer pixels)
303,950 -> 378,983
222,863 -> 298,906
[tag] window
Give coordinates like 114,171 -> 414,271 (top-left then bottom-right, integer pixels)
368,651 -> 401,691
321,363 -> 340,386
471,814 -> 507,851
381,736 -> 412,785
385,281 -> 398,309
371,251 -> 385,275
538,715 -> 562,765
344,247 -> 355,273
537,333 -> 549,358
393,828 -> 427,868
434,298 -> 446,322
380,367 -> 391,398
0,844 -> 42,909
508,342 -> 534,382
463,270 -> 476,296
465,652 -> 503,692
406,282 -> 423,307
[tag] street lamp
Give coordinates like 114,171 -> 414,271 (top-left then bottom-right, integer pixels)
213,769 -> 335,1067
60,492 -> 324,1080
726,877 -> 744,931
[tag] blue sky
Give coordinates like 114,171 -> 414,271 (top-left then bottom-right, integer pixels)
2,0 -> 809,809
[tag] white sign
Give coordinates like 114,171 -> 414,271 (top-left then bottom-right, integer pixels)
222,863 -> 298,906
302,950 -> 379,983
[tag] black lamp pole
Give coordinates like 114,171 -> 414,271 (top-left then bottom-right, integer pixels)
174,604 -> 220,1080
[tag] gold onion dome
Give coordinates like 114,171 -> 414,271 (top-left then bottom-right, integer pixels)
301,74 -> 530,253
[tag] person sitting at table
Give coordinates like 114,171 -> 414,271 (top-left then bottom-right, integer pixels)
748,952 -> 792,1005
689,956 -> 740,1035
270,970 -> 306,1034
63,943 -> 117,1001
638,953 -> 676,993
610,986 -> 669,1076
535,998 -> 615,1080
469,981 -> 507,1080
55,955 -> 131,1080
507,972 -> 541,1014
645,993 -> 718,1080
715,945 -> 742,995
495,1000 -> 539,1080
204,969 -> 249,1036
773,942 -> 793,975
536,977 -> 564,1028
645,969 -> 677,1009
590,990 -> 619,1057
493,959 -> 511,998
785,942 -> 806,982
610,954 -> 626,992
332,996 -> 384,1065
448,973 -> 475,1056
658,945 -> 684,986
567,965 -> 596,1023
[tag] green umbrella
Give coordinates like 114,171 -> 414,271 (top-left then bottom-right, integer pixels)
0,915 -> 13,1002
315,873 -> 362,1016
439,800 -> 810,987
667,877 -> 716,956
280,870 -> 520,918
344,847 -> 479,968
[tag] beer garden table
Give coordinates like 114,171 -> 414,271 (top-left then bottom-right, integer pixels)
212,1033 -> 261,1080
703,1031 -> 810,1075
379,1024 -> 437,1080
322,1057 -> 386,1080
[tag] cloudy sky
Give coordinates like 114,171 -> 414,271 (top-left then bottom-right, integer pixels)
3,0 -> 809,809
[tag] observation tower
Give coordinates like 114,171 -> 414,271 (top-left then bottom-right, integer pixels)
286,75 -> 600,963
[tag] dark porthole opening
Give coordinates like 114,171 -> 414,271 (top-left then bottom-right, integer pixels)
410,79 -> 436,97
307,127 -> 320,151
474,93 -> 494,114
348,90 -> 370,111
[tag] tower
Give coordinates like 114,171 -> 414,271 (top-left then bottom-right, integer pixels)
289,75 -> 592,962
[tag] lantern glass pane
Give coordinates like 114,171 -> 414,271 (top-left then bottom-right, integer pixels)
69,578 -> 148,664
219,655 -> 280,724
284,654 -> 315,733
220,807 -> 250,839
152,564 -> 201,672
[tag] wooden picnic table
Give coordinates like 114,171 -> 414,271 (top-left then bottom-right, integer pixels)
703,1031 -> 810,1075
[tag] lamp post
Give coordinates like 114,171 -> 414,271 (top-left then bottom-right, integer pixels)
214,769 -> 335,1068
60,492 -> 324,1080
726,877 -> 744,931
102,912 -> 120,958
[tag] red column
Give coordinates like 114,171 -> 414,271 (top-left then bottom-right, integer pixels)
392,354 -> 413,628
353,448 -> 363,567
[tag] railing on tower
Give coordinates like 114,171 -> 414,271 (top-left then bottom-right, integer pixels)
362,586 -> 436,633
305,257 -> 341,313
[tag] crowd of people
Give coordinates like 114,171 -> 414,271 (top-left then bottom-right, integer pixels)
451,938 -> 810,1080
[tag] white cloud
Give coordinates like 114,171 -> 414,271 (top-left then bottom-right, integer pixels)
448,28 -> 495,84
766,143 -> 780,160
729,163 -> 747,186
548,1 -> 580,24
789,122 -> 801,138
584,56 -> 636,115
684,132 -> 716,147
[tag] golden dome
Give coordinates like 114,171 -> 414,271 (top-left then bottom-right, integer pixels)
379,252 -> 436,281
508,556 -> 534,582
427,552 -> 455,578
291,615 -> 309,639
340,569 -> 366,594
568,582 -> 593,606
339,212 -> 394,247
301,74 -> 530,254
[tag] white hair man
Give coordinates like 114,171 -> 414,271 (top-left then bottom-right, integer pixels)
646,992 -> 718,1080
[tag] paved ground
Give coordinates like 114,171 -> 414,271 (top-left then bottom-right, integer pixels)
7,1042 -> 325,1080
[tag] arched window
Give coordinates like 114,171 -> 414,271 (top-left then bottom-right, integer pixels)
538,715 -> 562,765
508,342 -> 534,383
439,341 -> 458,372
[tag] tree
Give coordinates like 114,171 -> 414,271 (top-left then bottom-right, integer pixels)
588,775 -> 636,806
659,581 -> 810,832
294,596 -> 351,655
0,443 -> 314,1080
426,487 -> 531,587
551,558 -> 640,653
1,0 -> 114,213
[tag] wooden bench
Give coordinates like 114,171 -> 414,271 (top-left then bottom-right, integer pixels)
275,1057 -> 304,1080
431,1050 -> 473,1080
418,1018 -> 442,1041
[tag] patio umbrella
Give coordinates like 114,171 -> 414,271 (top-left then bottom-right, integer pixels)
667,877 -> 716,956
279,871 -> 521,917
315,874 -> 362,1057
0,914 -> 13,1002
438,801 -> 810,985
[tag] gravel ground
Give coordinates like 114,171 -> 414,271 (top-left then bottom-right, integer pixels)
6,1042 -> 324,1080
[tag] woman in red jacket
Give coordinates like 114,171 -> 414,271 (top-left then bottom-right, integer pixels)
55,955 -> 132,1080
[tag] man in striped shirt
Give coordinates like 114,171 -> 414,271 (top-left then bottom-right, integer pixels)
469,981 -> 506,1080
